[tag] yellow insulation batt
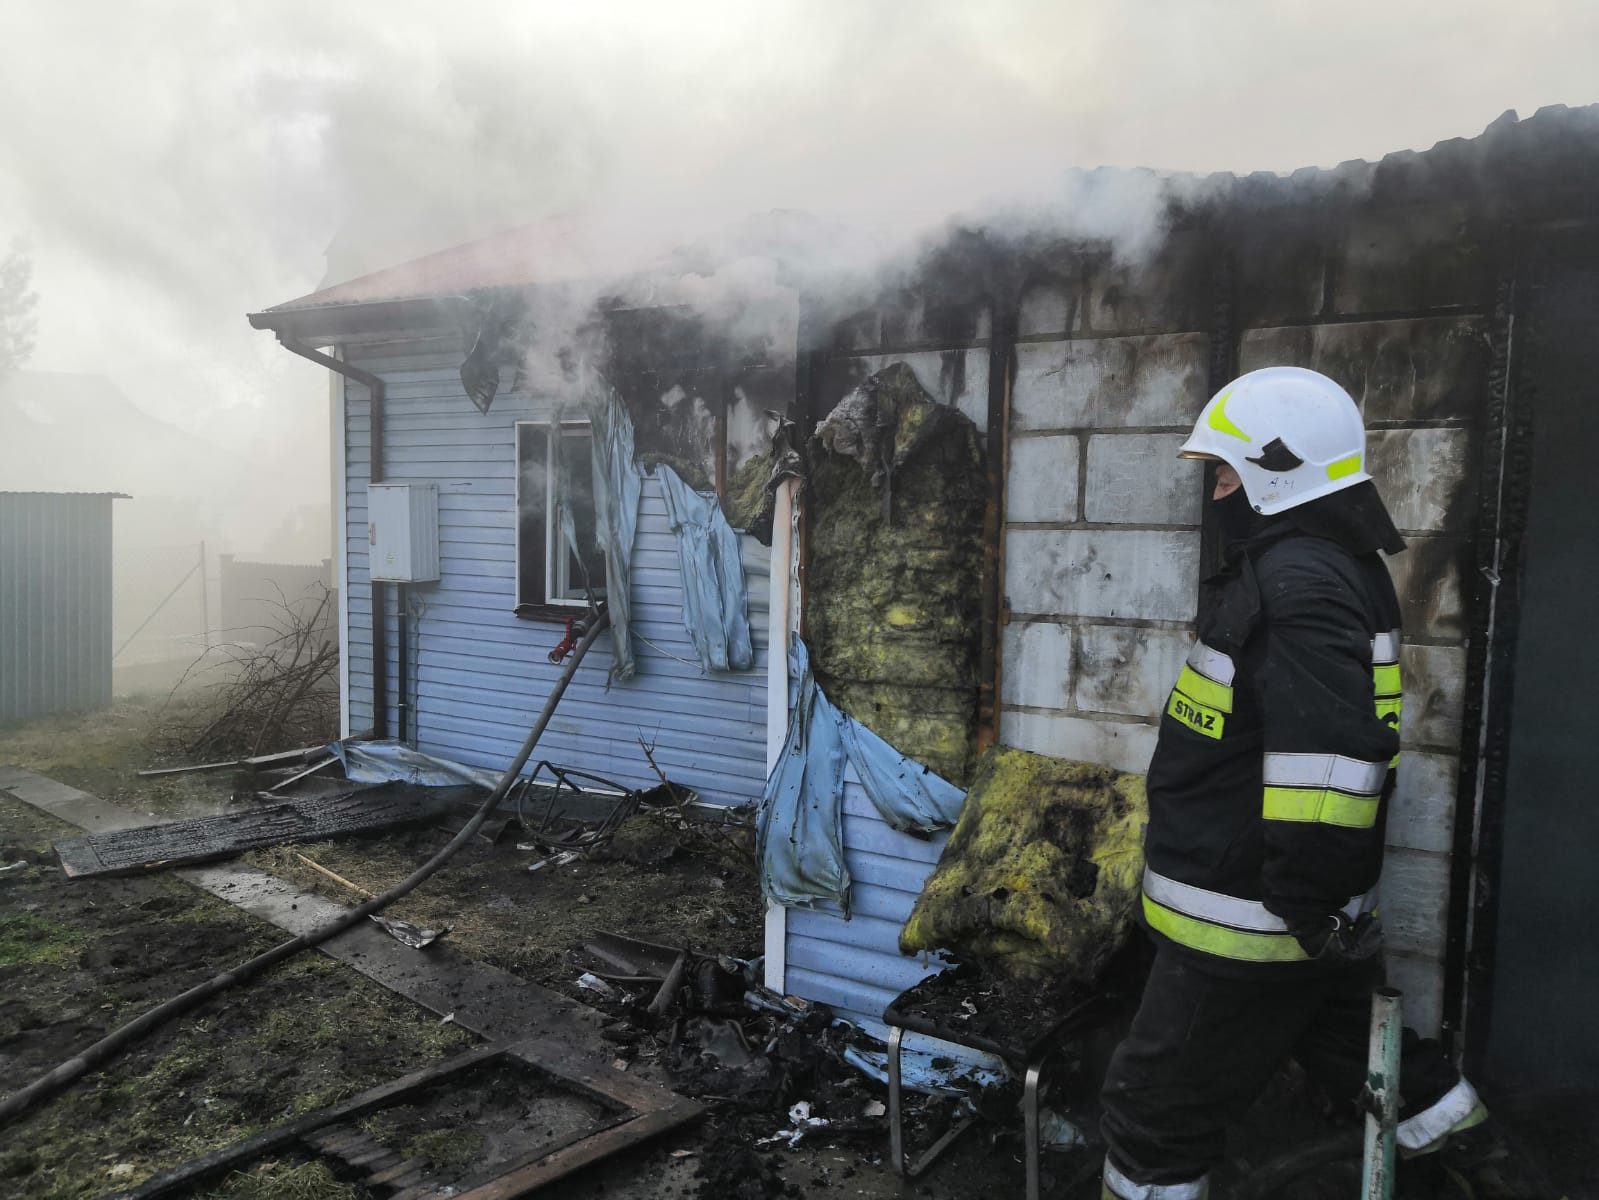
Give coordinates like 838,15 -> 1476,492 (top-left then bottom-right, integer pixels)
899,746 -> 1147,985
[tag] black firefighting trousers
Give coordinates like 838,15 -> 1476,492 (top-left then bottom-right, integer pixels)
1100,947 -> 1461,1188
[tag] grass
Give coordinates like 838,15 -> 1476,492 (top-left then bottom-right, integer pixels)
0,913 -> 88,966
202,1160 -> 366,1200
405,1127 -> 483,1166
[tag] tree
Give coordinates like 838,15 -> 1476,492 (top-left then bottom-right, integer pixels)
0,237 -> 39,380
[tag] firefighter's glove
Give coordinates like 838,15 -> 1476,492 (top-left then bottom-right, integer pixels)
1293,912 -> 1384,964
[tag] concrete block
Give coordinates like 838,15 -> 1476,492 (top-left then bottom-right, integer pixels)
1000,709 -> 1158,775
1239,317 -> 1489,424
1001,621 -> 1072,710
1012,333 -> 1209,431
1378,848 -> 1451,959
1084,236 -> 1210,335
1073,625 -> 1191,720
1236,228 -> 1327,325
1368,428 -> 1475,533
1386,952 -> 1444,1038
1084,433 -> 1201,525
818,348 -> 990,428
1389,751 -> 1458,854
1005,529 -> 1200,622
832,309 -> 882,352
1402,644 -> 1467,751
1007,435 -> 1080,523
1335,204 -> 1492,314
1019,281 -> 1072,337
1386,537 -> 1468,642
881,292 -> 991,349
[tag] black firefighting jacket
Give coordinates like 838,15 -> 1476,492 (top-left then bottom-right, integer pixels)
1140,522 -> 1404,974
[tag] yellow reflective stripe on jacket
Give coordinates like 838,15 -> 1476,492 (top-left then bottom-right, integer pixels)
1142,895 -> 1309,963
1141,868 -> 1374,963
1373,663 -> 1402,698
1372,629 -> 1403,765
1168,689 -> 1224,739
1262,751 -> 1387,829
1263,787 -> 1381,828
1176,665 -> 1233,713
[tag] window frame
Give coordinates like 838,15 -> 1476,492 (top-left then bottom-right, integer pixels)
514,419 -> 602,619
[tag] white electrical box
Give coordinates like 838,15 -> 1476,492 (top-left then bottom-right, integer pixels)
367,483 -> 440,582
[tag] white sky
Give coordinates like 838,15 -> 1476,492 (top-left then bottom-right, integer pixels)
0,0 -> 1594,549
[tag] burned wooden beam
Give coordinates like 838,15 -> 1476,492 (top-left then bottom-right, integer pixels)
52,785 -> 459,879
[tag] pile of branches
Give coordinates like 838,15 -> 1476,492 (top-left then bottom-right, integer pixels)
158,586 -> 339,761
635,736 -> 759,879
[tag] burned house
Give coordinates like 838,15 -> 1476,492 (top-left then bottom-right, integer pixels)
249,104 -> 1599,1092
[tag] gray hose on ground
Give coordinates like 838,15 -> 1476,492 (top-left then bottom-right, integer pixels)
0,609 -> 610,1128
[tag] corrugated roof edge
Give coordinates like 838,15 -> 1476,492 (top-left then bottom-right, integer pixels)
249,102 -> 1599,330
0,491 -> 132,499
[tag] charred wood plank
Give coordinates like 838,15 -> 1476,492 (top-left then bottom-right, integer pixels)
52,785 -> 451,879
450,1099 -> 702,1200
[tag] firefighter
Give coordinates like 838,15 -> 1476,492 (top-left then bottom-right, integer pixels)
1097,367 -> 1488,1199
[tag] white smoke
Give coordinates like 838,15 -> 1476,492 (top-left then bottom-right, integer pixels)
0,0 -> 1592,554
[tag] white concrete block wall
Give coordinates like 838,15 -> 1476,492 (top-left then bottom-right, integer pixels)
1084,434 -> 1200,525
1002,328 -> 1209,774
1074,625 -> 1193,719
1012,333 -> 1209,432
1005,530 -> 1200,622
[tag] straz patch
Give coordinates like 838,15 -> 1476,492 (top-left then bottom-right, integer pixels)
1167,688 -> 1225,739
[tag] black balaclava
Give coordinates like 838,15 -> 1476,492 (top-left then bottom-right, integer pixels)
1231,478 -> 1407,558
1214,485 -> 1262,550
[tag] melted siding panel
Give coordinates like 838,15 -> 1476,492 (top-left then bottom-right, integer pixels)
779,769 -> 968,1046
342,345 -> 769,809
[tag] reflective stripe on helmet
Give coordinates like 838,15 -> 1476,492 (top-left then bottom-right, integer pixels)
1327,453 -> 1363,480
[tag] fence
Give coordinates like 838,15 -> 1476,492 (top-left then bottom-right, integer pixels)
0,492 -> 119,722
218,555 -> 335,649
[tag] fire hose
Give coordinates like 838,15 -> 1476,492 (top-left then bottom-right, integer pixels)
0,607 -> 610,1128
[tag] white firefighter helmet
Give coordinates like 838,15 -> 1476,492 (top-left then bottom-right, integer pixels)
1179,366 -> 1369,515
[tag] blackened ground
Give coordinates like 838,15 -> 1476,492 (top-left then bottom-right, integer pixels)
2,699 -> 1592,1199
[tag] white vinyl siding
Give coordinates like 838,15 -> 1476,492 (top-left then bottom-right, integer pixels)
341,342 -> 769,809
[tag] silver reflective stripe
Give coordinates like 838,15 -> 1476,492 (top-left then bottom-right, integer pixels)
1103,1159 -> 1210,1200
1263,752 -> 1389,796
1143,868 -> 1289,933
1186,641 -> 1235,686
1144,867 -> 1373,932
1372,630 -> 1401,664
1397,1078 -> 1482,1151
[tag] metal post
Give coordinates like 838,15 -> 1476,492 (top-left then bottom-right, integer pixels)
1362,987 -> 1403,1200
198,540 -> 210,651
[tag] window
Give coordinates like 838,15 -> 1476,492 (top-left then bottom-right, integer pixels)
515,422 -> 607,614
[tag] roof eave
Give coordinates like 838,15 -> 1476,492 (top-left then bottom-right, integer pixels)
247,295 -> 472,345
